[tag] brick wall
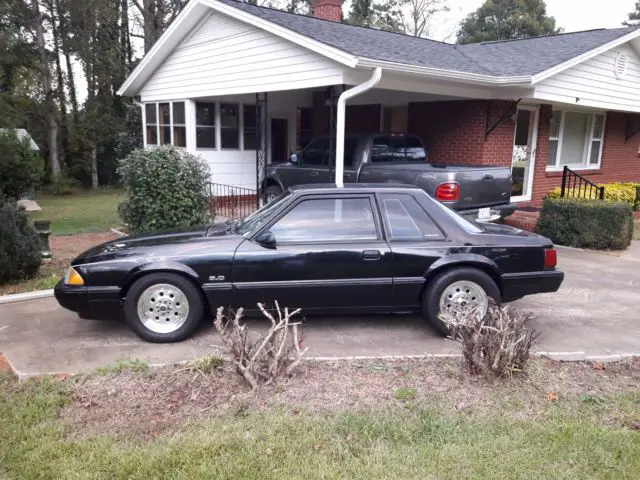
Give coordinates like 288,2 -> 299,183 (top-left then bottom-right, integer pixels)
529,108 -> 640,207
407,100 -> 515,166
311,89 -> 380,136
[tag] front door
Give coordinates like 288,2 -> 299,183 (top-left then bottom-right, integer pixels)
276,137 -> 333,189
511,106 -> 539,202
232,194 -> 393,314
270,118 -> 288,163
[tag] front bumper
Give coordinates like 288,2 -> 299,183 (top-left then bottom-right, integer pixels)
501,270 -> 564,302
54,280 -> 123,320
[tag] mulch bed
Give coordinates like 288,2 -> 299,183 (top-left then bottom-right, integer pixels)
61,357 -> 640,441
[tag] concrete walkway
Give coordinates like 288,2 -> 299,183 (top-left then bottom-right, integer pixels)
1,243 -> 639,376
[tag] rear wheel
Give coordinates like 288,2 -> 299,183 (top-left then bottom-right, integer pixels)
421,267 -> 500,337
124,272 -> 204,343
263,185 -> 283,204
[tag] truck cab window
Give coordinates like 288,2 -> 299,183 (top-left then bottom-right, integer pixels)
299,138 -> 329,166
371,136 -> 406,163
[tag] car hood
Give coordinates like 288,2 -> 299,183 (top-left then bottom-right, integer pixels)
73,227 -> 244,265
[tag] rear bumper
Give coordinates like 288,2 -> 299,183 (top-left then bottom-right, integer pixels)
457,203 -> 515,220
54,280 -> 123,320
501,270 -> 564,302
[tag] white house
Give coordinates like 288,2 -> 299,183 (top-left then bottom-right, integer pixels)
118,0 -> 640,206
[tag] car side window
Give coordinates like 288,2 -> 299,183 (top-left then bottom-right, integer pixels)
379,194 -> 443,241
269,197 -> 378,243
299,138 -> 329,166
328,137 -> 359,168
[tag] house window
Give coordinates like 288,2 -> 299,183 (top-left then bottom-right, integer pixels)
547,110 -> 606,170
196,102 -> 216,149
145,104 -> 158,145
220,103 -> 239,149
145,101 -> 185,147
243,105 -> 257,150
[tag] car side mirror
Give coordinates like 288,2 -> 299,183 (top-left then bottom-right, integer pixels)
255,230 -> 276,249
289,153 -> 298,164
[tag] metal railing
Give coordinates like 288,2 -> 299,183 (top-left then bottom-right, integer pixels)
560,166 -> 605,200
208,183 -> 257,220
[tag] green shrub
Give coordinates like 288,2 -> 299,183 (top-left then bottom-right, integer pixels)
0,200 -> 42,284
117,147 -> 211,233
537,198 -> 634,250
48,176 -> 81,196
547,182 -> 640,210
0,129 -> 44,200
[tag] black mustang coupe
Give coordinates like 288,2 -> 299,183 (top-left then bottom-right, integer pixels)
55,184 -> 563,343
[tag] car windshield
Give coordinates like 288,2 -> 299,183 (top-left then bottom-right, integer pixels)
428,196 -> 483,234
235,191 -> 291,237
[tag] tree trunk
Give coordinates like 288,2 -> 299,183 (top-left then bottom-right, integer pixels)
91,147 -> 98,188
56,0 -> 79,124
31,0 -> 61,178
48,0 -> 69,166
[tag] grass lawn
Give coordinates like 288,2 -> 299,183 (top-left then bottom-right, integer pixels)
1,359 -> 639,479
31,188 -> 125,235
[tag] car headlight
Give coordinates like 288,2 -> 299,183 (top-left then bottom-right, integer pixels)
64,267 -> 85,286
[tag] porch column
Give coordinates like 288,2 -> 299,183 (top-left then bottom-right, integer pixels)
256,92 -> 268,206
185,100 -> 196,152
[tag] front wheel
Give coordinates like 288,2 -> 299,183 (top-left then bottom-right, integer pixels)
124,272 -> 205,343
262,185 -> 283,205
421,267 -> 500,337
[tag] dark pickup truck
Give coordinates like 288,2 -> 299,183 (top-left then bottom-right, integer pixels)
261,133 -> 514,220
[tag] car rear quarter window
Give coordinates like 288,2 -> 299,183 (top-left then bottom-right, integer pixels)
269,197 -> 378,243
379,194 -> 443,241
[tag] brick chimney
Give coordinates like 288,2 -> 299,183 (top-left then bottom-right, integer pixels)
311,0 -> 342,22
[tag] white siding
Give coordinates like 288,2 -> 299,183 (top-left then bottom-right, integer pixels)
140,12 -> 345,102
534,44 -> 640,112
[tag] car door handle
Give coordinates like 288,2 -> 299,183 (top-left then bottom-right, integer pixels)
310,171 -> 319,177
483,174 -> 494,182
362,250 -> 381,260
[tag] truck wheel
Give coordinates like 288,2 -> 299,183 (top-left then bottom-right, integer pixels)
421,267 -> 500,337
124,272 -> 204,343
263,185 -> 283,204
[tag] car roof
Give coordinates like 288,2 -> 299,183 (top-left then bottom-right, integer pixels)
288,183 -> 422,195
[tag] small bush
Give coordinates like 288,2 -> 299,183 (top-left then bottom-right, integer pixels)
0,129 -> 44,200
537,198 -> 633,250
547,182 -> 640,210
118,147 -> 211,233
48,176 -> 81,196
0,200 -> 42,284
440,302 -> 539,379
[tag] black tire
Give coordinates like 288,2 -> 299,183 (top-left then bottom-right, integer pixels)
263,185 -> 283,204
421,267 -> 500,337
124,272 -> 205,343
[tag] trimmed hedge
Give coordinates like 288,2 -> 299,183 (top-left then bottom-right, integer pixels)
547,182 -> 640,211
118,147 -> 211,234
537,198 -> 634,250
0,200 -> 42,284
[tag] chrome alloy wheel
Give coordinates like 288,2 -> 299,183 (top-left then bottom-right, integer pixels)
136,283 -> 190,334
439,280 -> 489,319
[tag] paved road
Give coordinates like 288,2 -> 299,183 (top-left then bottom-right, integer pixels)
1,243 -> 639,375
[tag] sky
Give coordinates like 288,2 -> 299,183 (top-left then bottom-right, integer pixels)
429,0 -> 637,41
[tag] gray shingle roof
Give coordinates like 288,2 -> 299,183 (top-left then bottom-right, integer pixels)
220,0 -> 639,77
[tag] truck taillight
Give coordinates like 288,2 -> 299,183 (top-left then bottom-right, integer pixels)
544,248 -> 557,269
435,182 -> 459,201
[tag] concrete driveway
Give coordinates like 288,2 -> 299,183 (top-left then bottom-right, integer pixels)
1,243 -> 639,376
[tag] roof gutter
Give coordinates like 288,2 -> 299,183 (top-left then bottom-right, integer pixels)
357,58 -> 533,87
335,67 -> 383,188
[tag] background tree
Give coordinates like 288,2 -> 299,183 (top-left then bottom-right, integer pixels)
457,0 -> 560,45
624,2 -> 640,26
348,0 -> 448,36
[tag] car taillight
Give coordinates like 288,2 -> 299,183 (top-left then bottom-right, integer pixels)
435,182 -> 459,201
544,248 -> 557,269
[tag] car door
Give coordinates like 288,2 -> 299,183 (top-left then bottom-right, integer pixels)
232,194 -> 393,314
337,137 -> 362,184
376,192 -> 450,309
278,138 -> 332,188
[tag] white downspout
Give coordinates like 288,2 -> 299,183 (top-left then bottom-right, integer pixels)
335,67 -> 383,187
